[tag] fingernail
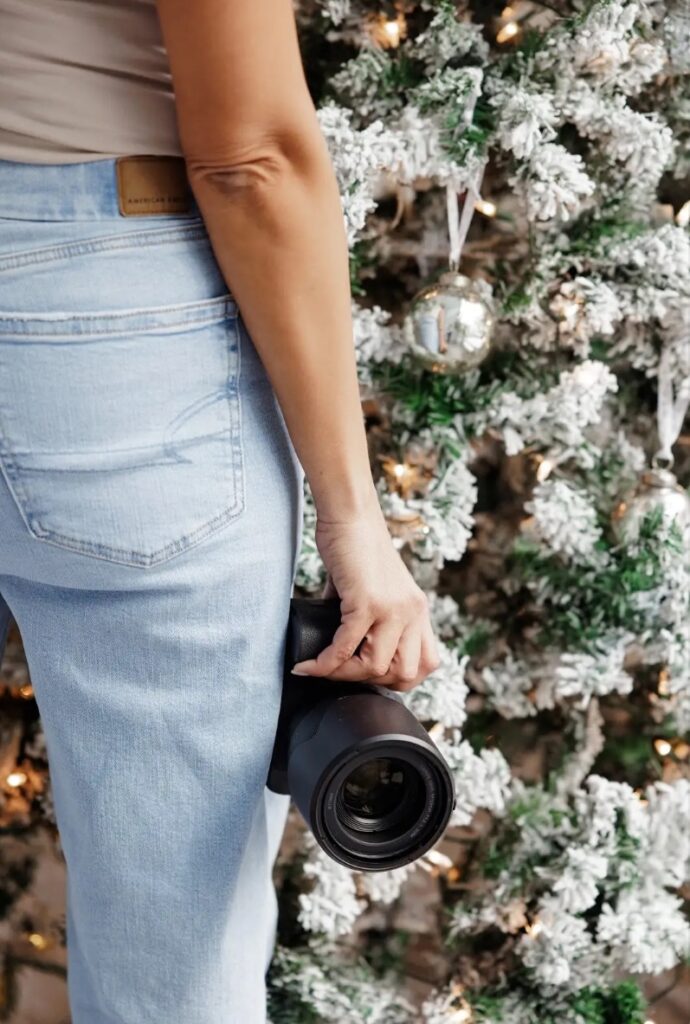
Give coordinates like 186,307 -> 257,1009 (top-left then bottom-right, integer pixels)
291,665 -> 310,676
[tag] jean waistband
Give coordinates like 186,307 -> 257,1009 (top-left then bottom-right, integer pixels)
0,156 -> 202,221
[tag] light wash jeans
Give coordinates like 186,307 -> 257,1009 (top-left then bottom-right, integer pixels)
0,158 -> 303,1024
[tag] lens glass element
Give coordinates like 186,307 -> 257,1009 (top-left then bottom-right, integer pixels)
340,757 -> 413,829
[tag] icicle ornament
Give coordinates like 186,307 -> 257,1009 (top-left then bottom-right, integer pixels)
612,345 -> 690,542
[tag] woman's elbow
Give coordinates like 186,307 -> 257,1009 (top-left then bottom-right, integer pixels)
183,121 -> 329,196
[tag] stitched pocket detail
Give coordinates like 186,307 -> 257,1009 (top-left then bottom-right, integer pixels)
0,295 -> 246,567
0,221 -> 208,274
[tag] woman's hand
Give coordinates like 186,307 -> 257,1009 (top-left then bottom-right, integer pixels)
290,503 -> 441,691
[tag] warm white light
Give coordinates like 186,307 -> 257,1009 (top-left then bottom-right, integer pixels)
475,198 -> 497,217
676,200 -> 690,227
501,5 -> 517,17
28,932 -> 48,949
536,457 -> 554,482
393,462 -> 407,478
425,849 -> 454,870
6,770 -> 27,787
369,13 -> 407,48
384,19 -> 400,42
497,21 -> 519,43
448,1009 -> 472,1024
654,738 -> 672,757
526,918 -> 543,938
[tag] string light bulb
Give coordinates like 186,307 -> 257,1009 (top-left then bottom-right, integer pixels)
448,1009 -> 472,1023
474,198 -> 497,217
654,738 -> 672,757
379,453 -> 430,499
497,20 -> 519,44
536,457 -> 555,482
445,983 -> 474,1023
6,770 -> 27,787
422,849 -> 455,877
368,11 -> 407,49
676,200 -> 690,227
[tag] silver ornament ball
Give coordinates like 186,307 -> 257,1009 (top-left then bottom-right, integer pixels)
612,467 -> 690,544
404,271 -> 494,373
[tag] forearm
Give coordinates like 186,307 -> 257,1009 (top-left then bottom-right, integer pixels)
186,136 -> 380,522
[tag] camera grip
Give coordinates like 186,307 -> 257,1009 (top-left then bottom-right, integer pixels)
286,597 -> 343,667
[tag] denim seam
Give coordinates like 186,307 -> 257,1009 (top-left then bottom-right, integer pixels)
231,314 -> 247,519
0,317 -> 246,568
0,295 -> 238,338
0,220 -> 207,273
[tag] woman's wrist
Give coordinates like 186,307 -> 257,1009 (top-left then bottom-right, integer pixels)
311,475 -> 383,525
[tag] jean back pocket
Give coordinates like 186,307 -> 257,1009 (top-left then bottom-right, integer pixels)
0,294 -> 245,567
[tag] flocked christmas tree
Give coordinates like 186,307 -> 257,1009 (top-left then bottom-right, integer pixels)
267,2 -> 690,1022
0,2 -> 688,1022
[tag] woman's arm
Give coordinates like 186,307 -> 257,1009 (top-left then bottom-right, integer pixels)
154,0 -> 373,521
154,0 -> 440,687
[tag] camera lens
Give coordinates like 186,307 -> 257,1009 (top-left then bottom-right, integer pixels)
342,757 -> 407,821
336,755 -> 427,837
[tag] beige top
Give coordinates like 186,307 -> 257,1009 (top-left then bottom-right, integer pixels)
0,0 -> 183,163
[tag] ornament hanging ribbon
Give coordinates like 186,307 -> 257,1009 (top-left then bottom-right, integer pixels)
655,344 -> 690,467
446,75 -> 487,273
446,168 -> 485,273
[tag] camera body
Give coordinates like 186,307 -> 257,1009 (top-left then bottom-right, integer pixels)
267,597 -> 456,871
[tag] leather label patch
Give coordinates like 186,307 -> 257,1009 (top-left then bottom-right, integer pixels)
116,156 -> 193,216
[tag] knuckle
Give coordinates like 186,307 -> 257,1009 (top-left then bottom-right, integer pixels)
369,659 -> 391,678
389,678 -> 416,693
333,643 -> 357,662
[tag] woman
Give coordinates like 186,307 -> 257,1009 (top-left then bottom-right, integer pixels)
0,2 -> 440,1021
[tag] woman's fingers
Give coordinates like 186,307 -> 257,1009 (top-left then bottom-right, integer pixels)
290,611 -> 372,678
419,618 -> 441,678
376,625 -> 422,692
291,613 -> 433,689
347,617 -> 403,682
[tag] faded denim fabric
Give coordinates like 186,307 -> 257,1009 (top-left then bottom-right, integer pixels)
0,158 -> 303,1024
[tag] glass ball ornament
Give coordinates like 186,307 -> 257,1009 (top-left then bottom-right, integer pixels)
403,271 -> 495,374
611,467 -> 690,544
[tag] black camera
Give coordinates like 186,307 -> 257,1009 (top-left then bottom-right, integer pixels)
267,597 -> 456,872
